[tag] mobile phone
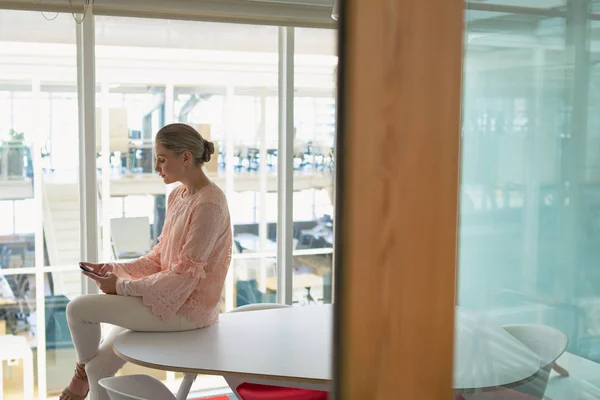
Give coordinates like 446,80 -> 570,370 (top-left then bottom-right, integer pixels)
79,263 -> 99,275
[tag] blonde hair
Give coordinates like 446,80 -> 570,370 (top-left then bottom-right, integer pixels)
155,123 -> 215,164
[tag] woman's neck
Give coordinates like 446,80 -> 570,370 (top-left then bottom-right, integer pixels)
181,168 -> 211,196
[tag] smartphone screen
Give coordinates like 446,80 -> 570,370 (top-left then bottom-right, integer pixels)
79,263 -> 98,275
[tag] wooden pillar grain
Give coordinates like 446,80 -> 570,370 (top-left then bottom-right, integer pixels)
334,1 -> 464,398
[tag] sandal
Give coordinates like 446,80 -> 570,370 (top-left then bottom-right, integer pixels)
60,363 -> 89,400
553,362 -> 569,377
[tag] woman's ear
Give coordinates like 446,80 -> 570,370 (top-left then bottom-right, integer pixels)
182,150 -> 192,166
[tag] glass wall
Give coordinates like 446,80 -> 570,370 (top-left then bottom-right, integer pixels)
0,7 -> 336,399
292,27 -> 336,305
0,272 -> 36,398
0,9 -> 81,399
93,16 -> 283,394
457,1 -> 600,398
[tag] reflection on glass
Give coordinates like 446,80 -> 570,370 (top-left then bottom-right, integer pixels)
0,8 -> 339,399
292,255 -> 333,305
232,257 -> 277,307
44,271 -> 80,397
0,272 -> 36,398
1,9 -> 80,399
457,1 -> 600,398
292,27 -> 336,307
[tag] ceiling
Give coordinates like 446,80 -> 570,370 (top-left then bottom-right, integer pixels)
0,8 -> 337,56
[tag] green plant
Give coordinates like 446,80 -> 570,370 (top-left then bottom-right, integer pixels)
1,129 -> 27,178
8,129 -> 25,142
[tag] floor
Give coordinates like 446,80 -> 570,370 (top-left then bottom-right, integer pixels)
6,351 -> 599,399
1,361 -> 234,400
544,352 -> 600,399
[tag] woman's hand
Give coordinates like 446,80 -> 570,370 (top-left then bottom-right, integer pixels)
80,262 -> 113,277
81,271 -> 118,295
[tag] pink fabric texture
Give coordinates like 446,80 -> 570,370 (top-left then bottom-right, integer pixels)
109,182 -> 232,328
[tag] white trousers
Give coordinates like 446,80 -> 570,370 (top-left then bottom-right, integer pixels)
66,294 -> 197,400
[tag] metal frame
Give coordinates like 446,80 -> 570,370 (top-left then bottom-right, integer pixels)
258,90 -> 269,294
223,85 -> 236,313
276,26 -> 294,305
32,78 -> 48,399
162,82 -> 177,386
77,11 -> 100,295
0,0 -> 337,28
100,83 -> 112,263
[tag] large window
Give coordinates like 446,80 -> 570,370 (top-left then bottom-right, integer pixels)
94,17 -> 283,393
292,27 -> 337,306
0,9 -> 81,399
458,1 -> 600,397
0,6 -> 336,398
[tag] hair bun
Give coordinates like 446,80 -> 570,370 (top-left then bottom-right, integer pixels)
202,140 -> 215,163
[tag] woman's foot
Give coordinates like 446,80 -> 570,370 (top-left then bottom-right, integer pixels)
553,362 -> 570,377
59,362 -> 89,400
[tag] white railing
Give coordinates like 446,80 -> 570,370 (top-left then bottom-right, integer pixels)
40,182 -> 60,268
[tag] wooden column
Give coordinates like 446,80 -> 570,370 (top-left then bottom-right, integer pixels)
334,1 -> 464,398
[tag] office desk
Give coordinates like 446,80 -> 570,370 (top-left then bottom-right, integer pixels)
265,274 -> 322,292
0,298 -> 17,306
0,335 -> 34,399
234,233 -> 277,253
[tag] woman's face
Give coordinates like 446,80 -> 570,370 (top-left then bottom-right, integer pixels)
154,143 -> 187,184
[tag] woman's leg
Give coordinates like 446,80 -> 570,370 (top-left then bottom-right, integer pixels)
85,326 -> 127,400
67,294 -> 196,362
63,294 -> 196,399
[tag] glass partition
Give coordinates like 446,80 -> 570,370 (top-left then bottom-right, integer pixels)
292,27 -> 337,306
456,1 -> 600,398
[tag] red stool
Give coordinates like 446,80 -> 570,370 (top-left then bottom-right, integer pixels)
455,389 -> 537,400
236,382 -> 329,400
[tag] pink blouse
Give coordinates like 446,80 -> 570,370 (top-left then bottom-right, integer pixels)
109,182 -> 232,328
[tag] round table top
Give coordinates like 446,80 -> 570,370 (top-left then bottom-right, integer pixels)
114,305 -> 541,391
453,307 -> 541,392
114,305 -> 333,385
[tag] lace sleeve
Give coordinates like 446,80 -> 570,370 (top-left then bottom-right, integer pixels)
108,242 -> 162,279
116,269 -> 202,321
109,188 -> 180,279
116,202 -> 226,321
171,203 -> 225,276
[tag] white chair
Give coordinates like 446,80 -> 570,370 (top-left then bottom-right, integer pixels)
228,303 -> 291,314
99,374 -> 176,400
502,324 -> 569,399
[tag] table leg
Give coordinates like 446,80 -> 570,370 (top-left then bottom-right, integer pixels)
176,373 -> 197,400
23,353 -> 33,400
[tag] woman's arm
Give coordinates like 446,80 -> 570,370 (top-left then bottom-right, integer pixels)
107,243 -> 163,279
115,203 -> 226,321
108,189 -> 180,279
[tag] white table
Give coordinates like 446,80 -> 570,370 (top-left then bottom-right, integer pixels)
113,305 -> 541,398
0,335 -> 34,399
114,305 -> 332,399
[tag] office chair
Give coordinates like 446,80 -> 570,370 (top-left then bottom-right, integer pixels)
4,274 -> 34,334
503,324 -> 568,398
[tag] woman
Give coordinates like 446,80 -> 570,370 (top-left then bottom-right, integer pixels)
60,123 -> 232,400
